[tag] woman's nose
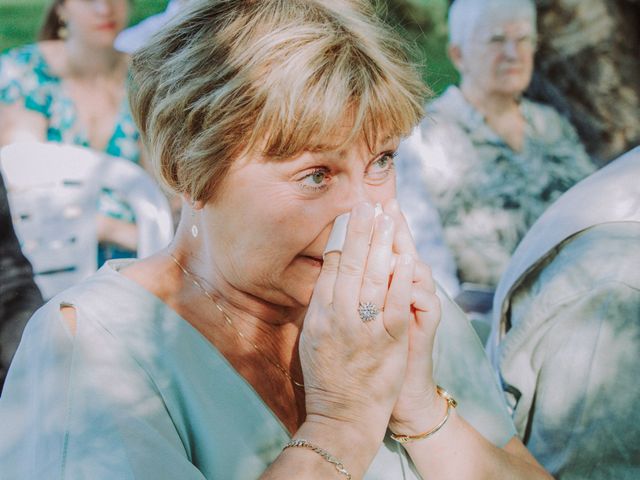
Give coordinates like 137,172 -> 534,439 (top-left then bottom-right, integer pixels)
342,181 -> 376,213
503,40 -> 519,59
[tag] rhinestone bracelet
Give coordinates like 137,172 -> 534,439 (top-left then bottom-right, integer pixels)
283,438 -> 351,479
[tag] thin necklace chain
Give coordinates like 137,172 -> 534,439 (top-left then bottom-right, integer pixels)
169,254 -> 305,389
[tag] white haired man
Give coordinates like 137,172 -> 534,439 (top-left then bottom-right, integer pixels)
395,0 -> 594,331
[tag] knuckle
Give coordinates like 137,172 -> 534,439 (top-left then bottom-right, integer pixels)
364,270 -> 389,290
384,297 -> 409,317
339,259 -> 364,278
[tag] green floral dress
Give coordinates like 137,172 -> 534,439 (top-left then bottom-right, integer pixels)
0,44 -> 142,264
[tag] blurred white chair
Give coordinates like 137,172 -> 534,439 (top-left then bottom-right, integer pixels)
0,142 -> 173,299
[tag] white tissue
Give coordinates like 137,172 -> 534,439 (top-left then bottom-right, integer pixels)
323,203 -> 383,256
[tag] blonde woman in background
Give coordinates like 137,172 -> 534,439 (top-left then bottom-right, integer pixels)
0,1 -> 551,478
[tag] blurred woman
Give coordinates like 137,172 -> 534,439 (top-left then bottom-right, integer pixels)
396,0 -> 595,302
0,0 -> 141,263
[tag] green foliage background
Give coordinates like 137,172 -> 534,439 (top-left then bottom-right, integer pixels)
0,0 -> 457,94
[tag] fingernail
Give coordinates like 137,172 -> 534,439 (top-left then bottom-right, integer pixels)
323,212 -> 350,256
353,202 -> 373,219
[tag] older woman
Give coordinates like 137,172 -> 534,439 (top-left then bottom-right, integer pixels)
0,1 -> 551,478
396,0 -> 595,305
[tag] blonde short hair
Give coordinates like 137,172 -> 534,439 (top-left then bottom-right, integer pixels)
130,0 -> 428,202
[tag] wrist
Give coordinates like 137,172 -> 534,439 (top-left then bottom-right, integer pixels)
389,386 -> 457,442
389,386 -> 447,436
294,415 -> 384,478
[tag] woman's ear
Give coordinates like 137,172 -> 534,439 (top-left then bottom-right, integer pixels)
447,44 -> 464,73
182,193 -> 204,210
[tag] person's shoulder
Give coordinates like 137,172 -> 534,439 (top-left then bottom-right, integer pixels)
517,222 -> 640,311
522,97 -> 578,137
1,42 -> 38,61
0,44 -> 40,94
47,261 -> 158,333
426,86 -> 463,116
0,41 -> 61,103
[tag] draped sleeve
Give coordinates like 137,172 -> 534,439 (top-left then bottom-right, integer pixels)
433,285 -> 517,447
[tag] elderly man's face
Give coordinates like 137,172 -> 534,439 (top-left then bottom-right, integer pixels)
199,136 -> 399,308
455,17 -> 536,98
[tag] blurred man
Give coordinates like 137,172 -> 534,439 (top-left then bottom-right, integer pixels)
490,147 -> 640,478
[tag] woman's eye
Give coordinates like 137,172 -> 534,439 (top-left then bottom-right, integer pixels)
299,168 -> 331,191
366,152 -> 396,181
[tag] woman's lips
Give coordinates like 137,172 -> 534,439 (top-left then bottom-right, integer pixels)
301,255 -> 324,267
96,22 -> 117,31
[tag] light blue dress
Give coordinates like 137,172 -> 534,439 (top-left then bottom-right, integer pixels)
0,260 -> 516,479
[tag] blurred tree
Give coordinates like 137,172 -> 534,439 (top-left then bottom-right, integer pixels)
384,0 -> 459,94
526,0 -> 640,164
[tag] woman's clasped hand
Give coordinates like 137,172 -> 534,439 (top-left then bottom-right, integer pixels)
292,200 -> 442,475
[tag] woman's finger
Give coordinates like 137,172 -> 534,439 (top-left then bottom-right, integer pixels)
311,251 -> 340,306
332,202 -> 376,315
414,262 -> 436,294
383,199 -> 418,258
411,288 -> 441,333
358,214 -> 394,326
383,253 -> 414,340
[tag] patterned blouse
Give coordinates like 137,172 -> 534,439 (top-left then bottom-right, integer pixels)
397,85 -> 595,288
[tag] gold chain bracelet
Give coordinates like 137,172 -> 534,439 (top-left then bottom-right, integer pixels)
283,439 -> 352,479
390,386 -> 458,444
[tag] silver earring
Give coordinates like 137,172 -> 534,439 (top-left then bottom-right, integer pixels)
191,201 -> 198,238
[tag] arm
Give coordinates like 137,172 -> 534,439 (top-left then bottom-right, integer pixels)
384,200 -> 552,479
0,103 -> 47,146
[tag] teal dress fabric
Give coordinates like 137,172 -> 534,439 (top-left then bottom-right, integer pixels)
0,260 -> 516,479
0,44 -> 142,264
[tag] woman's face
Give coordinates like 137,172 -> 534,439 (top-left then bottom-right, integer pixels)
455,17 -> 536,98
200,136 -> 399,308
58,0 -> 129,47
